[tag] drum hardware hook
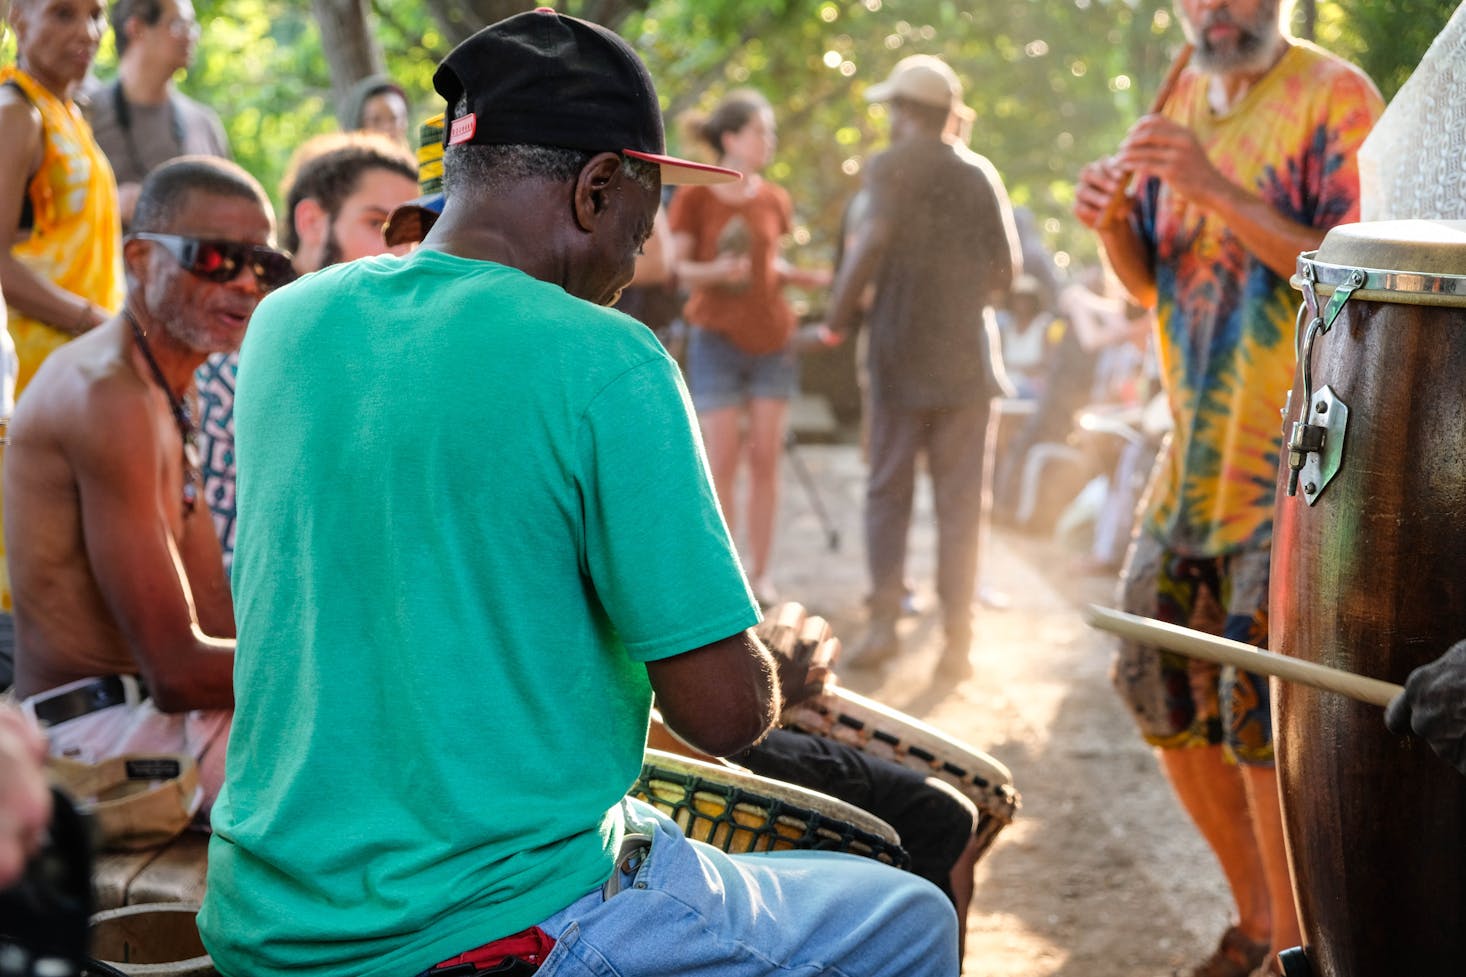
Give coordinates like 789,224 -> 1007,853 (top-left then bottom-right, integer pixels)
1286,386 -> 1348,505
1277,946 -> 1313,977
1287,269 -> 1363,498
1286,309 -> 1326,498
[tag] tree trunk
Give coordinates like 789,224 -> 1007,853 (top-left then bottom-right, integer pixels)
1296,0 -> 1317,41
311,0 -> 386,127
419,0 -> 646,49
421,0 -> 534,48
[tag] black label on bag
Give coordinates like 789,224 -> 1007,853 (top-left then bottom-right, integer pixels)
125,757 -> 182,781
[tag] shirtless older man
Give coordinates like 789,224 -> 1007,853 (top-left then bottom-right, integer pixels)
4,156 -> 290,810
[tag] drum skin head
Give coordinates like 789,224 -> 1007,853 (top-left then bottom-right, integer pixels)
1299,219 -> 1466,308
1316,219 -> 1466,274
634,748 -> 909,867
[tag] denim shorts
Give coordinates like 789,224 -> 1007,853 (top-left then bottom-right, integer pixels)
685,327 -> 798,412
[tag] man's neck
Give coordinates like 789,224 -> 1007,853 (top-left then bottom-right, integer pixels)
897,121 -> 945,147
126,307 -> 202,396
119,55 -> 175,107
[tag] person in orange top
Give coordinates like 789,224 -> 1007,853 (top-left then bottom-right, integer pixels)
670,90 -> 827,606
0,0 -> 123,396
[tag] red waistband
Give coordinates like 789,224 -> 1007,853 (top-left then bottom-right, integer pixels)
428,925 -> 556,974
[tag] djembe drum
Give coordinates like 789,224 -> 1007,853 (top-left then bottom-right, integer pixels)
633,750 -> 909,868
781,686 -> 1018,863
1272,219 -> 1466,977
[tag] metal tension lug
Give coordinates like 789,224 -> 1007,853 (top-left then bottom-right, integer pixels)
1286,421 -> 1325,497
1285,385 -> 1348,505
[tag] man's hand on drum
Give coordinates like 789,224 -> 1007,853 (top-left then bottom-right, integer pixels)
1386,639 -> 1466,776
753,604 -> 838,711
0,704 -> 51,889
775,637 -> 836,709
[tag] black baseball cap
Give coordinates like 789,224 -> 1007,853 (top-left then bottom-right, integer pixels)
433,8 -> 739,186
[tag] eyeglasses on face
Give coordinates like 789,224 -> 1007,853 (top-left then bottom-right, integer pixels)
163,16 -> 201,38
129,233 -> 297,292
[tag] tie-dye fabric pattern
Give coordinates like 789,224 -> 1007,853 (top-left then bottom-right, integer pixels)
1136,42 -> 1383,557
196,351 -> 238,575
1,66 -> 124,394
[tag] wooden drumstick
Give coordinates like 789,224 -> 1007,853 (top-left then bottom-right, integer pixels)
1083,604 -> 1404,709
1097,43 -> 1195,227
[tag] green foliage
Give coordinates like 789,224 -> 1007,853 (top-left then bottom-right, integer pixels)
90,0 -> 453,215
74,0 -> 1457,267
1314,0 -> 1459,102
627,0 -> 1188,272
186,1 -> 334,205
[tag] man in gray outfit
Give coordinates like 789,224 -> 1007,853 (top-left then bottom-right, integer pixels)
824,55 -> 1020,679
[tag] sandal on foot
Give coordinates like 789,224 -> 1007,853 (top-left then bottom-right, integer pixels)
1183,926 -> 1270,977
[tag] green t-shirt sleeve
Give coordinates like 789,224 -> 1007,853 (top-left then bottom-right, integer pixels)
576,354 -> 759,662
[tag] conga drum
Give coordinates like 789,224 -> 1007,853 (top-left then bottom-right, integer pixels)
1272,219 -> 1466,977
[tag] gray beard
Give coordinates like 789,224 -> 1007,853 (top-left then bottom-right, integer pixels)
1193,28 -> 1285,74
1183,0 -> 1284,74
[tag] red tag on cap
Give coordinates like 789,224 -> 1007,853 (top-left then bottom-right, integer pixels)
448,113 -> 477,145
535,6 -> 556,11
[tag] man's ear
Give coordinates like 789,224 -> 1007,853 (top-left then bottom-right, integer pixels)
293,196 -> 328,244
121,235 -> 152,284
293,197 -> 328,253
123,14 -> 147,48
571,153 -> 625,233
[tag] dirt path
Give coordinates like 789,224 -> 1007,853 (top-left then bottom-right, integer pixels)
768,443 -> 1234,977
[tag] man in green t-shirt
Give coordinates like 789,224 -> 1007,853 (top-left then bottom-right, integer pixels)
198,12 -> 957,977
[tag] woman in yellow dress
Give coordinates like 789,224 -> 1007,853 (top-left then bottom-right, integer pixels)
0,0 -> 123,394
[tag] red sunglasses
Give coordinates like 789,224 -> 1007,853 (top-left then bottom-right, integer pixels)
130,233 -> 297,292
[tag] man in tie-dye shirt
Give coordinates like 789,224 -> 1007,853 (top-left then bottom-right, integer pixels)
1075,1 -> 1382,975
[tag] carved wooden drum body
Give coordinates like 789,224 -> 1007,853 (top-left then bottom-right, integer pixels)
1272,220 -> 1466,977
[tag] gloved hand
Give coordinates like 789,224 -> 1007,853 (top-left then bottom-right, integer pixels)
1385,639 -> 1466,776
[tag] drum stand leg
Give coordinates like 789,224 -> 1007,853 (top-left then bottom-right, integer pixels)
784,430 -> 840,551
1278,947 -> 1311,977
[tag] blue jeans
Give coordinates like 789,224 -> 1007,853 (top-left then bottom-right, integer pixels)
529,798 -> 959,977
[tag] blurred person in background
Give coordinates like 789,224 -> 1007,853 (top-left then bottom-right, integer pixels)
670,89 -> 828,606
1,0 -> 122,394
341,73 -> 411,147
84,0 -> 230,228
823,55 -> 1020,678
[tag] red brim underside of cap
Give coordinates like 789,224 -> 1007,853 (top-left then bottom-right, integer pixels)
624,149 -> 742,186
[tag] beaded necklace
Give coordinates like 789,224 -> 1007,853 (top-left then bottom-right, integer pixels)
125,309 -> 200,512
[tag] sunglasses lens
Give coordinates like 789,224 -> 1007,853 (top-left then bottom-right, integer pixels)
254,251 -> 297,291
191,242 -> 240,282
185,241 -> 294,291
